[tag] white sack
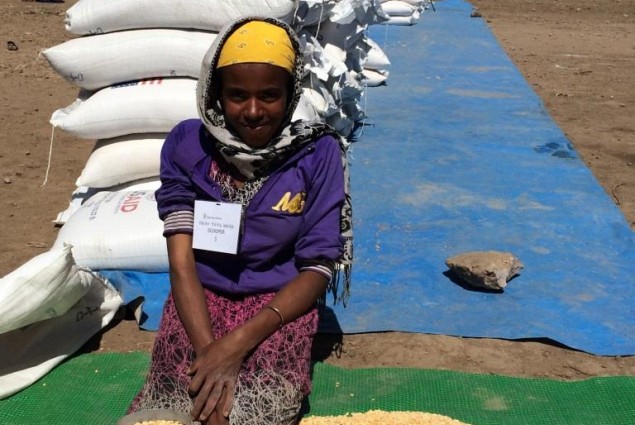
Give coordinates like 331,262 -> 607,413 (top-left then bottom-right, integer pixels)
321,43 -> 350,77
113,178 -> 162,192
329,0 -> 389,25
50,78 -> 198,140
384,13 -> 420,25
326,110 -> 354,138
299,32 -> 338,82
52,190 -> 168,272
302,82 -> 339,117
0,246 -> 92,335
309,19 -> 371,73
302,87 -> 330,118
77,134 -> 166,188
293,91 -> 322,123
381,0 -> 425,5
65,0 -> 296,34
360,68 -> 389,86
43,29 -> 216,90
314,19 -> 366,51
364,37 -> 391,70
55,186 -> 93,226
54,178 -> 162,226
381,0 -> 417,16
0,276 -> 122,399
294,0 -> 338,27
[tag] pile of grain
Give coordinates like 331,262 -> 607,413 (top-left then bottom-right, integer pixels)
300,410 -> 472,425
133,421 -> 183,425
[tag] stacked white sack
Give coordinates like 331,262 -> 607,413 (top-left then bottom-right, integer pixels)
42,29 -> 217,91
52,190 -> 168,272
293,0 -> 338,28
43,29 -> 204,226
64,0 -> 297,34
76,134 -> 167,189
361,37 -> 391,86
55,179 -> 162,226
327,0 -> 389,25
50,78 -> 198,140
380,0 -> 431,25
307,16 -> 391,86
299,0 -> 389,137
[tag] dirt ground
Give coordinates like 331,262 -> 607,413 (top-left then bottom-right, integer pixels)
1,0 -> 633,382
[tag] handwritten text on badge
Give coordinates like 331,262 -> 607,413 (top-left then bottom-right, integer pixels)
193,200 -> 242,254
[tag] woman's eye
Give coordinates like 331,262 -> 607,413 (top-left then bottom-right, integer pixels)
225,90 -> 247,101
260,91 -> 281,102
222,89 -> 248,102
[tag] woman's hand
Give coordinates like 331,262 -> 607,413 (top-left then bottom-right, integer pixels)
187,270 -> 330,423
201,390 -> 233,425
188,330 -> 248,424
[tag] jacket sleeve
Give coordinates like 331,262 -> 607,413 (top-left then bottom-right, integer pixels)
155,122 -> 198,224
295,135 -> 346,265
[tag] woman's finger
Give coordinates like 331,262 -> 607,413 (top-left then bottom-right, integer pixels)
209,406 -> 230,425
187,371 -> 204,397
221,381 -> 235,418
190,377 -> 215,419
201,383 -> 223,419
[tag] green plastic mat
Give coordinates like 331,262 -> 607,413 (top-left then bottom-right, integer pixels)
0,352 -> 149,425
308,364 -> 635,424
1,352 -> 634,424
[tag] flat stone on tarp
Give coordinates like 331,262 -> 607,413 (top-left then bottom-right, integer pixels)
445,251 -> 524,291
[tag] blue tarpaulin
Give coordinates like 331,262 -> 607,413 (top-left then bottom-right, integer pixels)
102,0 -> 635,356
325,0 -> 635,355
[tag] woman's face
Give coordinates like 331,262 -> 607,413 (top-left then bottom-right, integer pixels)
219,63 -> 291,149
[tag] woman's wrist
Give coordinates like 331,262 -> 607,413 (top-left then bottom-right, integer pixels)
230,307 -> 285,355
263,305 -> 285,328
192,335 -> 216,356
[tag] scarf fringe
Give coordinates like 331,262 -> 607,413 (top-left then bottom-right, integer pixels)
321,262 -> 351,307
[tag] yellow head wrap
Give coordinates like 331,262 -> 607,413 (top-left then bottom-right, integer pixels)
217,20 -> 296,74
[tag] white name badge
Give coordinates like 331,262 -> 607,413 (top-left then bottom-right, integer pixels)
192,200 -> 242,254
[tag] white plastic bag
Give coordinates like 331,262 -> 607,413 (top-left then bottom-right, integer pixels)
360,68 -> 389,86
43,29 -> 217,90
0,246 -> 92,335
77,134 -> 166,188
0,276 -> 122,399
65,0 -> 296,34
329,0 -> 389,25
383,13 -> 420,25
381,0 -> 417,16
54,178 -> 162,226
52,190 -> 168,272
293,0 -> 337,27
50,78 -> 198,140
292,91 -> 322,123
364,37 -> 391,70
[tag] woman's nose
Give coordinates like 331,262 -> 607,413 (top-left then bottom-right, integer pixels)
244,98 -> 263,121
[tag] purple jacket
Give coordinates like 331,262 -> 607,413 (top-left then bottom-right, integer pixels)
156,119 -> 345,295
